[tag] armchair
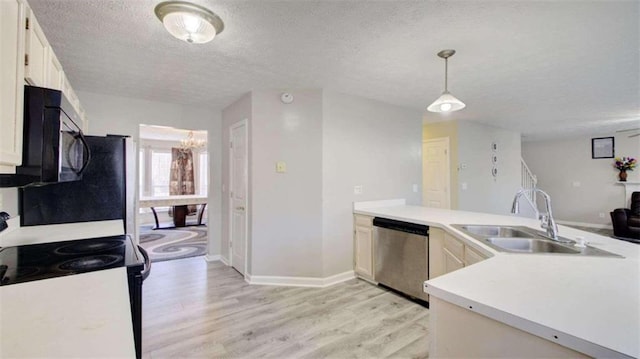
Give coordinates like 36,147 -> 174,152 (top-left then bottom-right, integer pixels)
610,191 -> 640,242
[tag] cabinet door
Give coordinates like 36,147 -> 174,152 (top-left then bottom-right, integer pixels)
0,0 -> 26,173
354,225 -> 374,280
464,245 -> 486,266
443,247 -> 464,273
429,227 -> 445,279
47,50 -> 63,90
24,9 -> 48,87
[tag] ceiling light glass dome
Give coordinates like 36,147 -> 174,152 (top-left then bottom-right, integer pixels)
155,1 -> 224,44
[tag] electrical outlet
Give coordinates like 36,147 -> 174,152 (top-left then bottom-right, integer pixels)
598,213 -> 605,218
276,161 -> 287,173
354,185 -> 363,195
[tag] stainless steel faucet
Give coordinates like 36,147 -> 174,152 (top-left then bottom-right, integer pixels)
511,188 -> 568,242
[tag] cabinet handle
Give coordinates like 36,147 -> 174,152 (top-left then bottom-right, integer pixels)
235,206 -> 245,211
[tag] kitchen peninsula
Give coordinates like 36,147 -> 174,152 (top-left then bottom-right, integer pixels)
354,200 -> 639,359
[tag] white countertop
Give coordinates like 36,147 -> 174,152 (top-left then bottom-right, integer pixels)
0,267 -> 136,358
354,203 -> 640,358
0,219 -> 125,247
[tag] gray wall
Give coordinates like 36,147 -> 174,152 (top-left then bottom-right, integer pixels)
0,187 -> 19,219
76,90 -> 223,255
457,121 -> 522,215
322,91 -> 423,276
221,93 -> 252,269
523,133 -> 639,225
250,90 -> 324,278
220,89 -> 423,279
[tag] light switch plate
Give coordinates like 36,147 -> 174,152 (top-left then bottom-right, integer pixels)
354,185 -> 363,195
412,184 -> 418,193
276,161 -> 287,173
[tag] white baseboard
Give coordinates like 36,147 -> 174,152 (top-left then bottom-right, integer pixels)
557,220 -> 611,229
247,270 -> 356,288
220,256 -> 230,266
204,254 -> 221,262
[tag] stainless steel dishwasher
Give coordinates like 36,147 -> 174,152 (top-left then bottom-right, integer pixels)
373,217 -> 429,302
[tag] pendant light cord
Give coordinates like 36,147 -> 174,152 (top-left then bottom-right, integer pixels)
444,58 -> 448,92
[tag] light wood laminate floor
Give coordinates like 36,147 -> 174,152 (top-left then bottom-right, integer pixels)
142,257 -> 430,358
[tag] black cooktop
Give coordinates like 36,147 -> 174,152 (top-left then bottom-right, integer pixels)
0,235 -> 143,286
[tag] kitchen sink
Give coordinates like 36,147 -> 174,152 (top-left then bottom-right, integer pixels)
459,225 -> 535,238
486,237 -> 579,254
451,224 -> 622,257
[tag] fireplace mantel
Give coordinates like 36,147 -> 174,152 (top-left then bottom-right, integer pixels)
616,181 -> 640,206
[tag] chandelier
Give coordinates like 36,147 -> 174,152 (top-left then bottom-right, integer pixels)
180,131 -> 206,150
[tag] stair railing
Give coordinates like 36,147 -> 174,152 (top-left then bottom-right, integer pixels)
520,158 -> 538,215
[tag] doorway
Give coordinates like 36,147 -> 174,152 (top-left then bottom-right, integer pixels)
229,120 -> 248,275
423,137 -> 450,209
137,124 -> 209,262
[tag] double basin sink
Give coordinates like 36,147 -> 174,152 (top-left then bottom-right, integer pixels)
451,225 -> 621,257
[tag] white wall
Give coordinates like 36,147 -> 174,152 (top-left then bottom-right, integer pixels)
457,121 -> 521,215
522,133 -> 639,225
76,91 -> 223,255
221,93 -> 252,268
220,89 -> 422,279
250,90 -> 324,277
322,91 -> 423,276
0,187 -> 18,218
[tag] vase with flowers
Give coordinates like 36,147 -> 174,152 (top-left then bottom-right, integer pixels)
614,157 -> 637,182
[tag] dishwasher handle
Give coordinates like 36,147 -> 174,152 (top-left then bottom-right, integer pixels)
373,217 -> 428,236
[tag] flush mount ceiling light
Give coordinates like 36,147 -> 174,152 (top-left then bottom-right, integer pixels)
427,49 -> 466,113
154,1 -> 224,44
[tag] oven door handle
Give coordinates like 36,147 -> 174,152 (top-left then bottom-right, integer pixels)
137,245 -> 151,281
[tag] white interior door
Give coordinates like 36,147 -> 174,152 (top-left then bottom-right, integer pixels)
230,121 -> 248,275
423,137 -> 450,209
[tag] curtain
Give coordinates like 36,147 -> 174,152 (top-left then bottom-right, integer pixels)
170,148 -> 196,213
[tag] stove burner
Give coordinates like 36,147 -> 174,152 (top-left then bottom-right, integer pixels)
58,255 -> 123,271
18,252 -> 52,264
55,240 -> 124,255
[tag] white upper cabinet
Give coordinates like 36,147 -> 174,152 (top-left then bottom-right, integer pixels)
47,50 -> 63,90
24,7 -> 48,87
0,0 -> 26,173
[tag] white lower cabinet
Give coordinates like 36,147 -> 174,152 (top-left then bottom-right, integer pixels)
353,215 -> 374,281
443,247 -> 464,273
429,227 -> 489,279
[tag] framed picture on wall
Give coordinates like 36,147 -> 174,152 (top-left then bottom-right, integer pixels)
591,137 -> 614,159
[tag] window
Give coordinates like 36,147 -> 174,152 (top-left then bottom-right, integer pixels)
151,150 -> 171,196
139,149 -> 145,191
138,143 -> 209,198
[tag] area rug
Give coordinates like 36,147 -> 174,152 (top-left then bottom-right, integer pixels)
139,225 -> 208,262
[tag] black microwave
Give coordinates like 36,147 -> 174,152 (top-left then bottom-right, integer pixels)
4,86 -> 90,186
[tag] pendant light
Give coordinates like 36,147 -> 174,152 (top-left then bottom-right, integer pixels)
427,49 -> 466,113
155,1 -> 224,44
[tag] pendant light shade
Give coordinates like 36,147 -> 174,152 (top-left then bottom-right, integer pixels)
428,49 -> 465,113
155,1 -> 224,44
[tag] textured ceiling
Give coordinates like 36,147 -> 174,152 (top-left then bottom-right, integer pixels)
28,0 -> 639,141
